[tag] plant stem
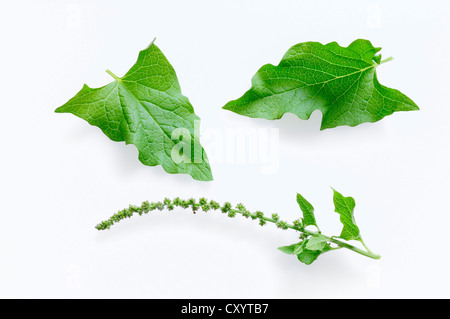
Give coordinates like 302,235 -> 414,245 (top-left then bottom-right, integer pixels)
380,56 -> 394,65
105,69 -> 121,81
245,212 -> 380,260
95,198 -> 380,260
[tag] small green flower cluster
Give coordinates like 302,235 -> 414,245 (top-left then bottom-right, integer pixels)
95,198 -> 297,231
94,195 -> 381,262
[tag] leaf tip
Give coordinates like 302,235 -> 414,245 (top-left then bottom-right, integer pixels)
407,100 -> 420,111
222,102 -> 233,111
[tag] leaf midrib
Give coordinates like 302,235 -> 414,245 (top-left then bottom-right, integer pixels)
256,62 -> 377,98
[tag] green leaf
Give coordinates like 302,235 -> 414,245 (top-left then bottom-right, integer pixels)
279,238 -> 331,265
297,240 -> 332,265
297,250 -> 322,265
55,40 -> 213,181
223,39 -> 419,130
332,188 -> 361,241
305,234 -> 329,251
278,242 -> 302,255
296,193 -> 317,229
278,243 -> 298,255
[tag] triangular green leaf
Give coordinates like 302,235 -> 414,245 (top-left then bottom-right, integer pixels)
223,39 -> 419,130
296,193 -> 318,229
332,188 -> 361,241
56,41 -> 213,181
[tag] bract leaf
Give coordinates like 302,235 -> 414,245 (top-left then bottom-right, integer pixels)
296,193 -> 318,229
332,188 -> 361,241
305,234 -> 329,251
297,241 -> 332,265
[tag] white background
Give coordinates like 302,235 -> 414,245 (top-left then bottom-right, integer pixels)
1,0 -> 449,298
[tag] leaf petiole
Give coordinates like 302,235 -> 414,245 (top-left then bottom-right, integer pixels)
105,69 -> 121,81
379,56 -> 394,65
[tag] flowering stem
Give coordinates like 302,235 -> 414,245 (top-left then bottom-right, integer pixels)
95,198 -> 380,260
